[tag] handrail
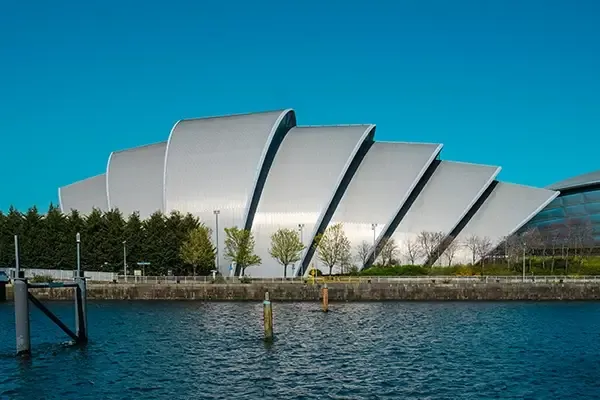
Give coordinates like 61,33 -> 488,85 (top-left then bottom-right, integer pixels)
108,275 -> 600,284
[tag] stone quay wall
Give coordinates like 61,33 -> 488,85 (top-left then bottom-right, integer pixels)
4,282 -> 600,301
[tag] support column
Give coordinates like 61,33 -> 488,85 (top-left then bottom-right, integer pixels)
0,282 -> 6,302
14,279 -> 30,356
75,277 -> 88,344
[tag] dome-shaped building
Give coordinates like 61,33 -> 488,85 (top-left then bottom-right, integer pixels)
521,170 -> 600,249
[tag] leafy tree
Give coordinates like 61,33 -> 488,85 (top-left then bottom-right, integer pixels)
314,223 -> 351,276
43,203 -> 69,269
21,206 -> 45,267
102,209 -> 125,272
180,225 -> 215,276
65,209 -> 85,269
269,228 -> 304,278
2,206 -> 24,267
224,227 -> 261,276
123,212 -> 144,273
142,211 -> 168,276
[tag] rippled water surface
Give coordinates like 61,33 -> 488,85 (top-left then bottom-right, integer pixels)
2,301 -> 600,399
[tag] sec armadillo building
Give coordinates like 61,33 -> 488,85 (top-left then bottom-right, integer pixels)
58,109 -> 559,277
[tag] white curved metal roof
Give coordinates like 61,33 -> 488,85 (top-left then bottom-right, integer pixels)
59,174 -> 108,214
547,170 -> 600,191
163,109 -> 296,274
106,142 -> 167,218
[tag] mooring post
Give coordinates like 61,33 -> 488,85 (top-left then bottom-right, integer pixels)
0,282 -> 6,302
74,277 -> 88,343
14,278 -> 31,356
263,291 -> 273,342
322,283 -> 329,312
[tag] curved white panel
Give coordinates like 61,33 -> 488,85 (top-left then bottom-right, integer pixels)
163,109 -> 296,273
452,182 -> 559,265
106,142 -> 167,219
250,125 -> 374,277
548,169 -> 600,191
58,174 -> 108,214
310,141 -> 442,272
387,161 -> 501,266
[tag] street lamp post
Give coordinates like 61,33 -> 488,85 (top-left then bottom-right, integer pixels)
214,210 -> 220,274
297,224 -> 305,277
371,223 -> 377,246
76,232 -> 81,278
298,223 -> 305,244
123,240 -> 127,282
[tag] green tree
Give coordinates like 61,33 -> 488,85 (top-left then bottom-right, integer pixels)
21,206 -> 45,267
124,212 -> 144,273
224,227 -> 261,276
269,228 -> 304,278
180,225 -> 215,276
65,209 -> 85,269
43,203 -> 69,269
102,209 -> 126,272
314,223 -> 351,276
1,207 -> 24,267
142,211 -> 169,275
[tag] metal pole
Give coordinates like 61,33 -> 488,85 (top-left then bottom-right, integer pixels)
14,235 -> 20,278
371,223 -> 377,246
214,210 -> 220,274
14,278 -> 30,356
298,224 -> 304,277
76,232 -> 81,278
522,246 -> 526,282
123,240 -> 127,282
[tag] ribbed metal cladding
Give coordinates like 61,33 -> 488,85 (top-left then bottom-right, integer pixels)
163,109 -> 296,274
59,174 -> 108,214
383,161 -> 501,266
250,125 -> 375,278
452,182 -> 559,265
307,141 -> 442,272
106,142 -> 167,219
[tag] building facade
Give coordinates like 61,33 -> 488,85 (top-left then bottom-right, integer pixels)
59,109 -> 559,276
520,170 -> 600,249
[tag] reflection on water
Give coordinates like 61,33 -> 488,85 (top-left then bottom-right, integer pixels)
1,301 -> 600,399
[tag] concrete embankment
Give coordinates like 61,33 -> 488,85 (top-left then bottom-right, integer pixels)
4,282 -> 600,301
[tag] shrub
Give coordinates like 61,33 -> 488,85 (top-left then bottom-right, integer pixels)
30,274 -> 54,283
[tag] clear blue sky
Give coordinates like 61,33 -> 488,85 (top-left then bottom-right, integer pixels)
1,0 -> 599,212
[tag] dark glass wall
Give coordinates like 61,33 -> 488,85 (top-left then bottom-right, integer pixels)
523,188 -> 600,244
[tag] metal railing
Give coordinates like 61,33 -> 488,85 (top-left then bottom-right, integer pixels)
109,275 -> 600,284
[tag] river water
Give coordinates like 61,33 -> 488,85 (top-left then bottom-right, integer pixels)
1,301 -> 600,399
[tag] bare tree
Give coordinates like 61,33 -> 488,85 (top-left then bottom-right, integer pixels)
416,231 -> 445,264
464,234 -> 481,265
355,240 -> 372,269
476,236 -> 493,274
441,237 -> 460,266
378,238 -> 399,267
549,228 -> 561,274
404,238 -> 421,265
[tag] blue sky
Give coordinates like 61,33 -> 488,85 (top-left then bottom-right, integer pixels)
1,0 -> 599,212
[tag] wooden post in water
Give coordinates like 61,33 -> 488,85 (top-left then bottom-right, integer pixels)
0,282 -> 6,302
263,291 -> 273,342
322,283 -> 329,312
